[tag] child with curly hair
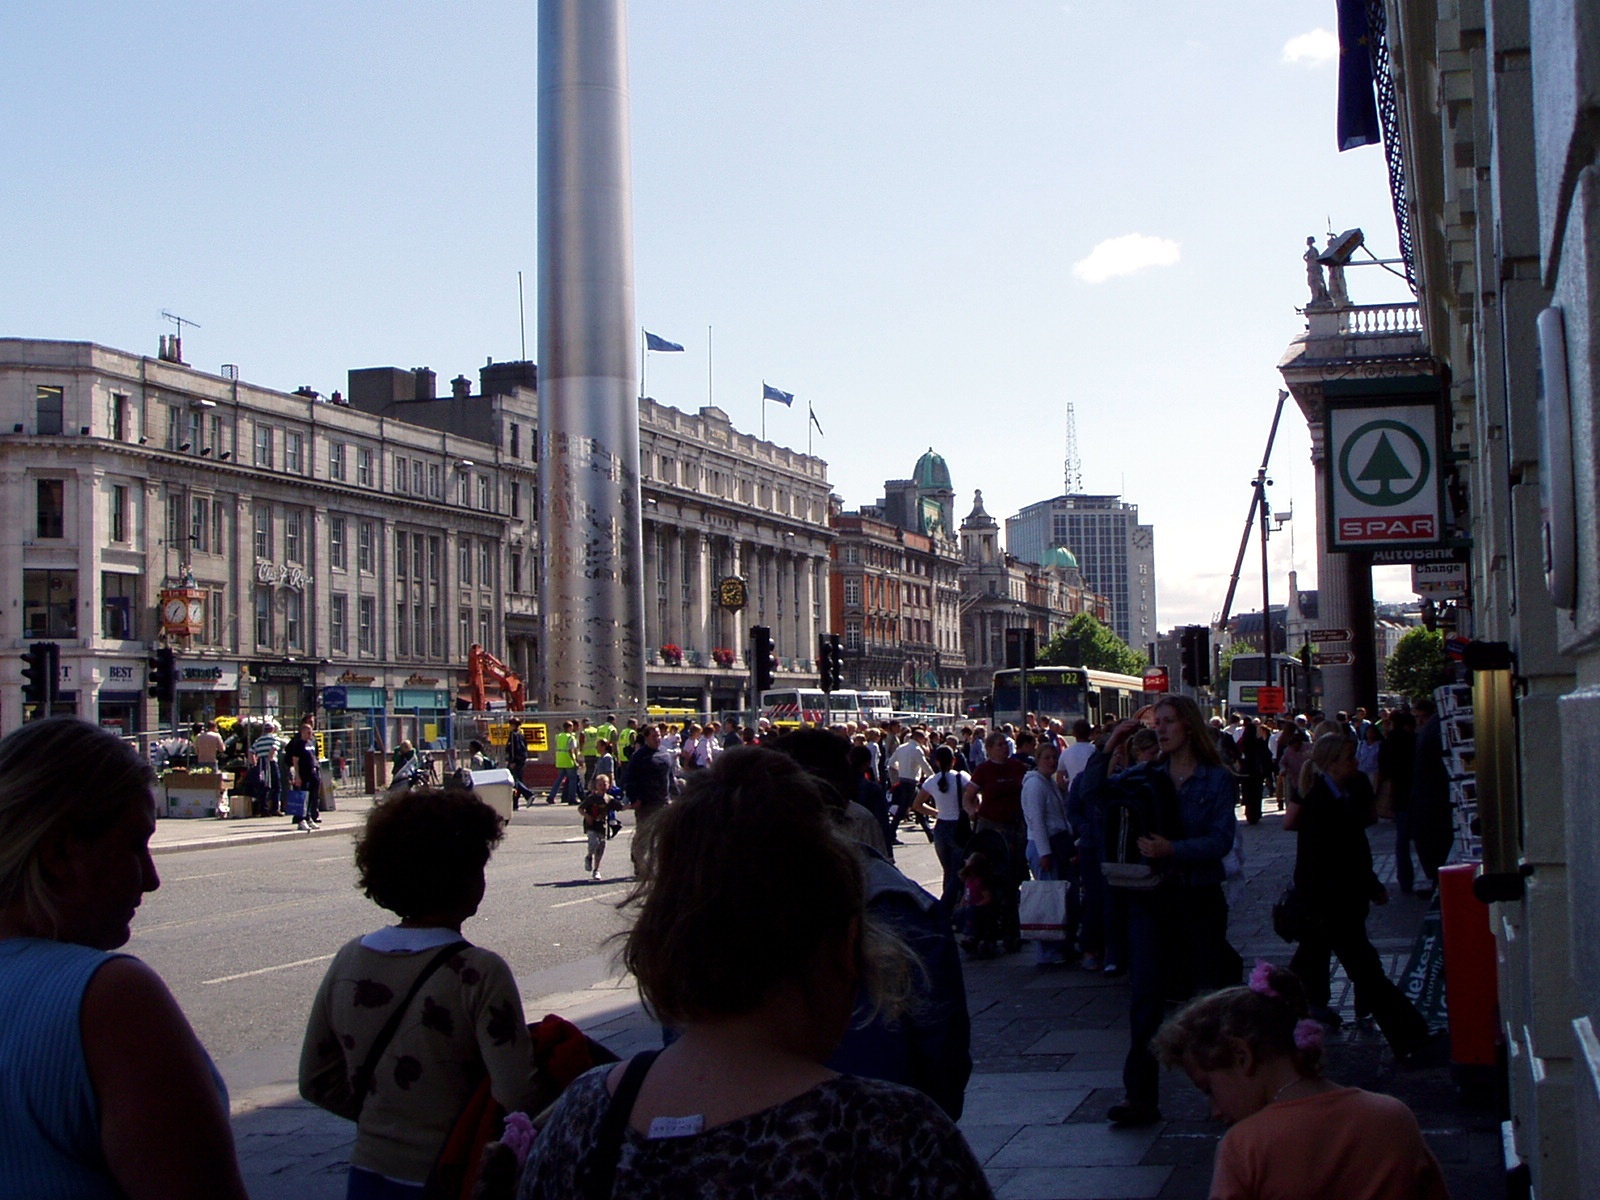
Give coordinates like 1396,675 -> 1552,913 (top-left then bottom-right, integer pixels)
1153,961 -> 1449,1200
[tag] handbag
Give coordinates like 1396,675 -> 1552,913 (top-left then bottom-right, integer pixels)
1271,884 -> 1310,943
285,788 -> 309,818
1018,878 -> 1069,941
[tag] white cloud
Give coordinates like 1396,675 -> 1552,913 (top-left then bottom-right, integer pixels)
1282,28 -> 1338,66
1071,234 -> 1181,284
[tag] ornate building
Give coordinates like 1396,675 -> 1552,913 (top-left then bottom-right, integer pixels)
959,490 -> 1111,706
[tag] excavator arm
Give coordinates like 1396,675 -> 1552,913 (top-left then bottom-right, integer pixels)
467,643 -> 526,712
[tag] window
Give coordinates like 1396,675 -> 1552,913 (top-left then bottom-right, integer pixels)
510,550 -> 521,593
459,541 -> 472,587
167,407 -> 182,450
357,446 -> 373,486
330,594 -> 348,652
283,431 -> 303,473
254,587 -> 272,646
111,485 -> 128,543
509,423 -> 520,458
456,471 -> 470,506
844,545 -> 860,565
510,480 -> 521,518
396,530 -> 409,580
329,441 -> 346,481
190,496 -> 209,553
428,463 -> 441,499
209,414 -> 223,455
412,604 -> 425,662
358,521 -> 375,573
479,542 -> 493,588
843,577 -> 861,606
212,499 -> 227,557
253,424 -> 273,467
253,506 -> 271,559
330,517 -> 347,569
202,585 -> 225,646
285,510 -> 303,563
476,475 -> 491,511
36,480 -> 64,538
166,493 -> 182,547
395,455 -> 409,493
396,601 -> 409,656
846,622 -> 862,651
111,394 -> 129,441
478,610 -> 491,651
429,605 -> 442,657
459,609 -> 472,650
35,386 -> 63,435
428,537 -> 441,583
186,409 -> 202,453
412,460 -> 425,496
24,569 -> 77,638
102,572 -> 136,639
412,534 -> 424,582
359,596 -> 376,654
285,590 -> 303,649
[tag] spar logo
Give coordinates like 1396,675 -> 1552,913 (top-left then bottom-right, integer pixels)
1339,515 -> 1438,541
1337,419 -> 1431,507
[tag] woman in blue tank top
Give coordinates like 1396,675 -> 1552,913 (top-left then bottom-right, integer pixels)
0,717 -> 247,1200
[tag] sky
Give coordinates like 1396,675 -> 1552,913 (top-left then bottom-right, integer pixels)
1,1 -> 1420,630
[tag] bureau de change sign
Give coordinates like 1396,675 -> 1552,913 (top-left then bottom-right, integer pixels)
1326,398 -> 1446,551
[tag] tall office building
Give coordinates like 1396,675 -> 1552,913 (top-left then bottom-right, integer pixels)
1006,494 -> 1156,651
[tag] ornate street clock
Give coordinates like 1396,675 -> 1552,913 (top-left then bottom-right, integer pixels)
717,576 -> 748,613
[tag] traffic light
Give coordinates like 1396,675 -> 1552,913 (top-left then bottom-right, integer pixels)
147,646 -> 176,710
1191,624 -> 1211,687
750,625 -> 777,695
1004,627 -> 1036,670
21,642 -> 57,711
1178,626 -> 1196,687
818,633 -> 844,693
1178,625 -> 1212,688
1297,642 -> 1313,670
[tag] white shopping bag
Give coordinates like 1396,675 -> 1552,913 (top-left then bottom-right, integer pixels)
1018,879 -> 1069,941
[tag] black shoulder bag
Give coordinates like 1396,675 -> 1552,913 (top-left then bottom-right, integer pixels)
578,1049 -> 661,1200
349,940 -> 469,1118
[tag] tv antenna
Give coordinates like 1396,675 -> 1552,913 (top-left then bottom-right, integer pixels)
161,309 -> 201,337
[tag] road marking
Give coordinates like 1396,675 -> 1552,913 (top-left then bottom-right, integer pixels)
139,894 -> 325,932
550,888 -> 629,909
164,870 -> 236,883
202,953 -> 336,986
310,855 -> 349,863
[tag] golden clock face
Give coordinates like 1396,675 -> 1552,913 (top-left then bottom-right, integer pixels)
718,577 -> 747,611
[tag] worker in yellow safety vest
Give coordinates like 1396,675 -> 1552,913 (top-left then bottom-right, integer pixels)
545,720 -> 581,804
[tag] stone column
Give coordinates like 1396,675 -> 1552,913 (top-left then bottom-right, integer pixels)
663,527 -> 683,649
642,519 -> 659,652
690,532 -> 711,659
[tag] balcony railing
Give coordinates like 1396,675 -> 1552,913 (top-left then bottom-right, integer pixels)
1338,303 -> 1422,337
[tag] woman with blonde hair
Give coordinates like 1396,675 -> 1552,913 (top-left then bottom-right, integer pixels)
0,717 -> 247,1200
517,747 -> 993,1198
1284,733 -> 1429,1054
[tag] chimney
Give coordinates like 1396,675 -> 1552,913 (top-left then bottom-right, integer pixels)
412,367 -> 436,401
451,375 -> 472,400
158,335 -> 185,364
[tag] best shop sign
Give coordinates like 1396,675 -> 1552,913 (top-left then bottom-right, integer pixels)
1326,399 -> 1445,551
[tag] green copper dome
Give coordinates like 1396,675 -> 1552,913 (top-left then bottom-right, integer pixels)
1041,545 -> 1079,570
913,448 -> 952,491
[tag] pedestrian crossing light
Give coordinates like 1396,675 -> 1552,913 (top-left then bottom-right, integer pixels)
819,633 -> 844,694
21,641 -> 58,712
750,626 -> 777,695
148,645 -> 176,709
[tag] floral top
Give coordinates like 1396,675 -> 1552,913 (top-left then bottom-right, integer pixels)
517,1068 -> 995,1200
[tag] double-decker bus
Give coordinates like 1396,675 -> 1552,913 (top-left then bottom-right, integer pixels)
1225,652 -> 1303,718
990,667 -> 1154,728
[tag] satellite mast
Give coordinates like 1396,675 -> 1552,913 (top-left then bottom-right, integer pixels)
1063,402 -> 1082,494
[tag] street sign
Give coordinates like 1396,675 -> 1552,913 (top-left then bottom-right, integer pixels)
1257,685 -> 1287,714
1313,651 -> 1354,666
1142,668 -> 1170,694
1326,398 -> 1446,551
1371,544 -> 1469,565
1306,628 -> 1352,644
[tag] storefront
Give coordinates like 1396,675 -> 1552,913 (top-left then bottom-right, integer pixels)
175,662 -> 240,726
322,678 -> 386,750
243,660 -> 319,722
393,685 -> 453,750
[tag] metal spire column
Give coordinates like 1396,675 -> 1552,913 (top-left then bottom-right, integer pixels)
537,0 -> 646,710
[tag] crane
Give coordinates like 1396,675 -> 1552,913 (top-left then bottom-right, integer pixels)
467,643 -> 527,712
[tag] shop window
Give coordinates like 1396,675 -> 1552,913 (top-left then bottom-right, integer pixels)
101,572 -> 136,640
35,385 -> 63,435
24,569 -> 78,638
36,479 -> 65,539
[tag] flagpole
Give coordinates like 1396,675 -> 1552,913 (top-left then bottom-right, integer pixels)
638,327 -> 646,401
761,386 -> 766,442
707,324 -> 713,411
807,400 -> 813,457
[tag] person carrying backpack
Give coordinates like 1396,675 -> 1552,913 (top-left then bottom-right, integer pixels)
1083,695 -> 1241,1128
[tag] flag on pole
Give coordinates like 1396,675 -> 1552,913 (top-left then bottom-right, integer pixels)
1334,0 -> 1380,151
644,331 -> 684,352
762,383 -> 794,407
809,402 -> 824,436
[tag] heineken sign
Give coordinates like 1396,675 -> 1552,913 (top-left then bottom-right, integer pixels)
1326,398 -> 1445,551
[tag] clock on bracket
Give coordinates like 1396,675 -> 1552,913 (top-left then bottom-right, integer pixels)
163,598 -> 189,627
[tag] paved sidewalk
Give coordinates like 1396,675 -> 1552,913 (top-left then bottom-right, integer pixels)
152,786 -> 375,855
227,809 -> 1505,1199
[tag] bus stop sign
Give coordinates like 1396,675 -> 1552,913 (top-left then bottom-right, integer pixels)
1142,668 -> 1170,694
1256,685 -> 1287,714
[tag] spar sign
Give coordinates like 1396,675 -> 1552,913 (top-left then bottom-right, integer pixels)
1326,398 -> 1446,551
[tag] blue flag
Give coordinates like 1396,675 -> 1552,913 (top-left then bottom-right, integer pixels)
1335,0 -> 1380,151
644,331 -> 684,352
762,383 -> 794,406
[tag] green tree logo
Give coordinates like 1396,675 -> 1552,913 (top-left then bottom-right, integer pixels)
1337,419 -> 1430,507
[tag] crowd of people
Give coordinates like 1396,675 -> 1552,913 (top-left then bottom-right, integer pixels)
0,697 -> 1459,1199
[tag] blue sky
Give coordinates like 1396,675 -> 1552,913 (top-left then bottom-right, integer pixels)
1,1 -> 1417,628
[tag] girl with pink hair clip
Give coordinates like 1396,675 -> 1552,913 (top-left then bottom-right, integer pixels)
1153,961 -> 1449,1200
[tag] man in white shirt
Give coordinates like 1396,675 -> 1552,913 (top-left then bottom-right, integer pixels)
886,729 -> 935,844
1060,720 -> 1096,783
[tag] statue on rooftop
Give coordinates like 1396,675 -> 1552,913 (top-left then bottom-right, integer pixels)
1304,237 -> 1332,308
1324,233 -> 1350,306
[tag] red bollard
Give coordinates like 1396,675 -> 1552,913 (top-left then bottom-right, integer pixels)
1438,863 -> 1499,1082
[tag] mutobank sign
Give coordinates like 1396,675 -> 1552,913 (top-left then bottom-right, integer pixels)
1325,393 -> 1447,552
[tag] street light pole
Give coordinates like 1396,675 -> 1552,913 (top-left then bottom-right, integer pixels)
1257,469 -> 1273,665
